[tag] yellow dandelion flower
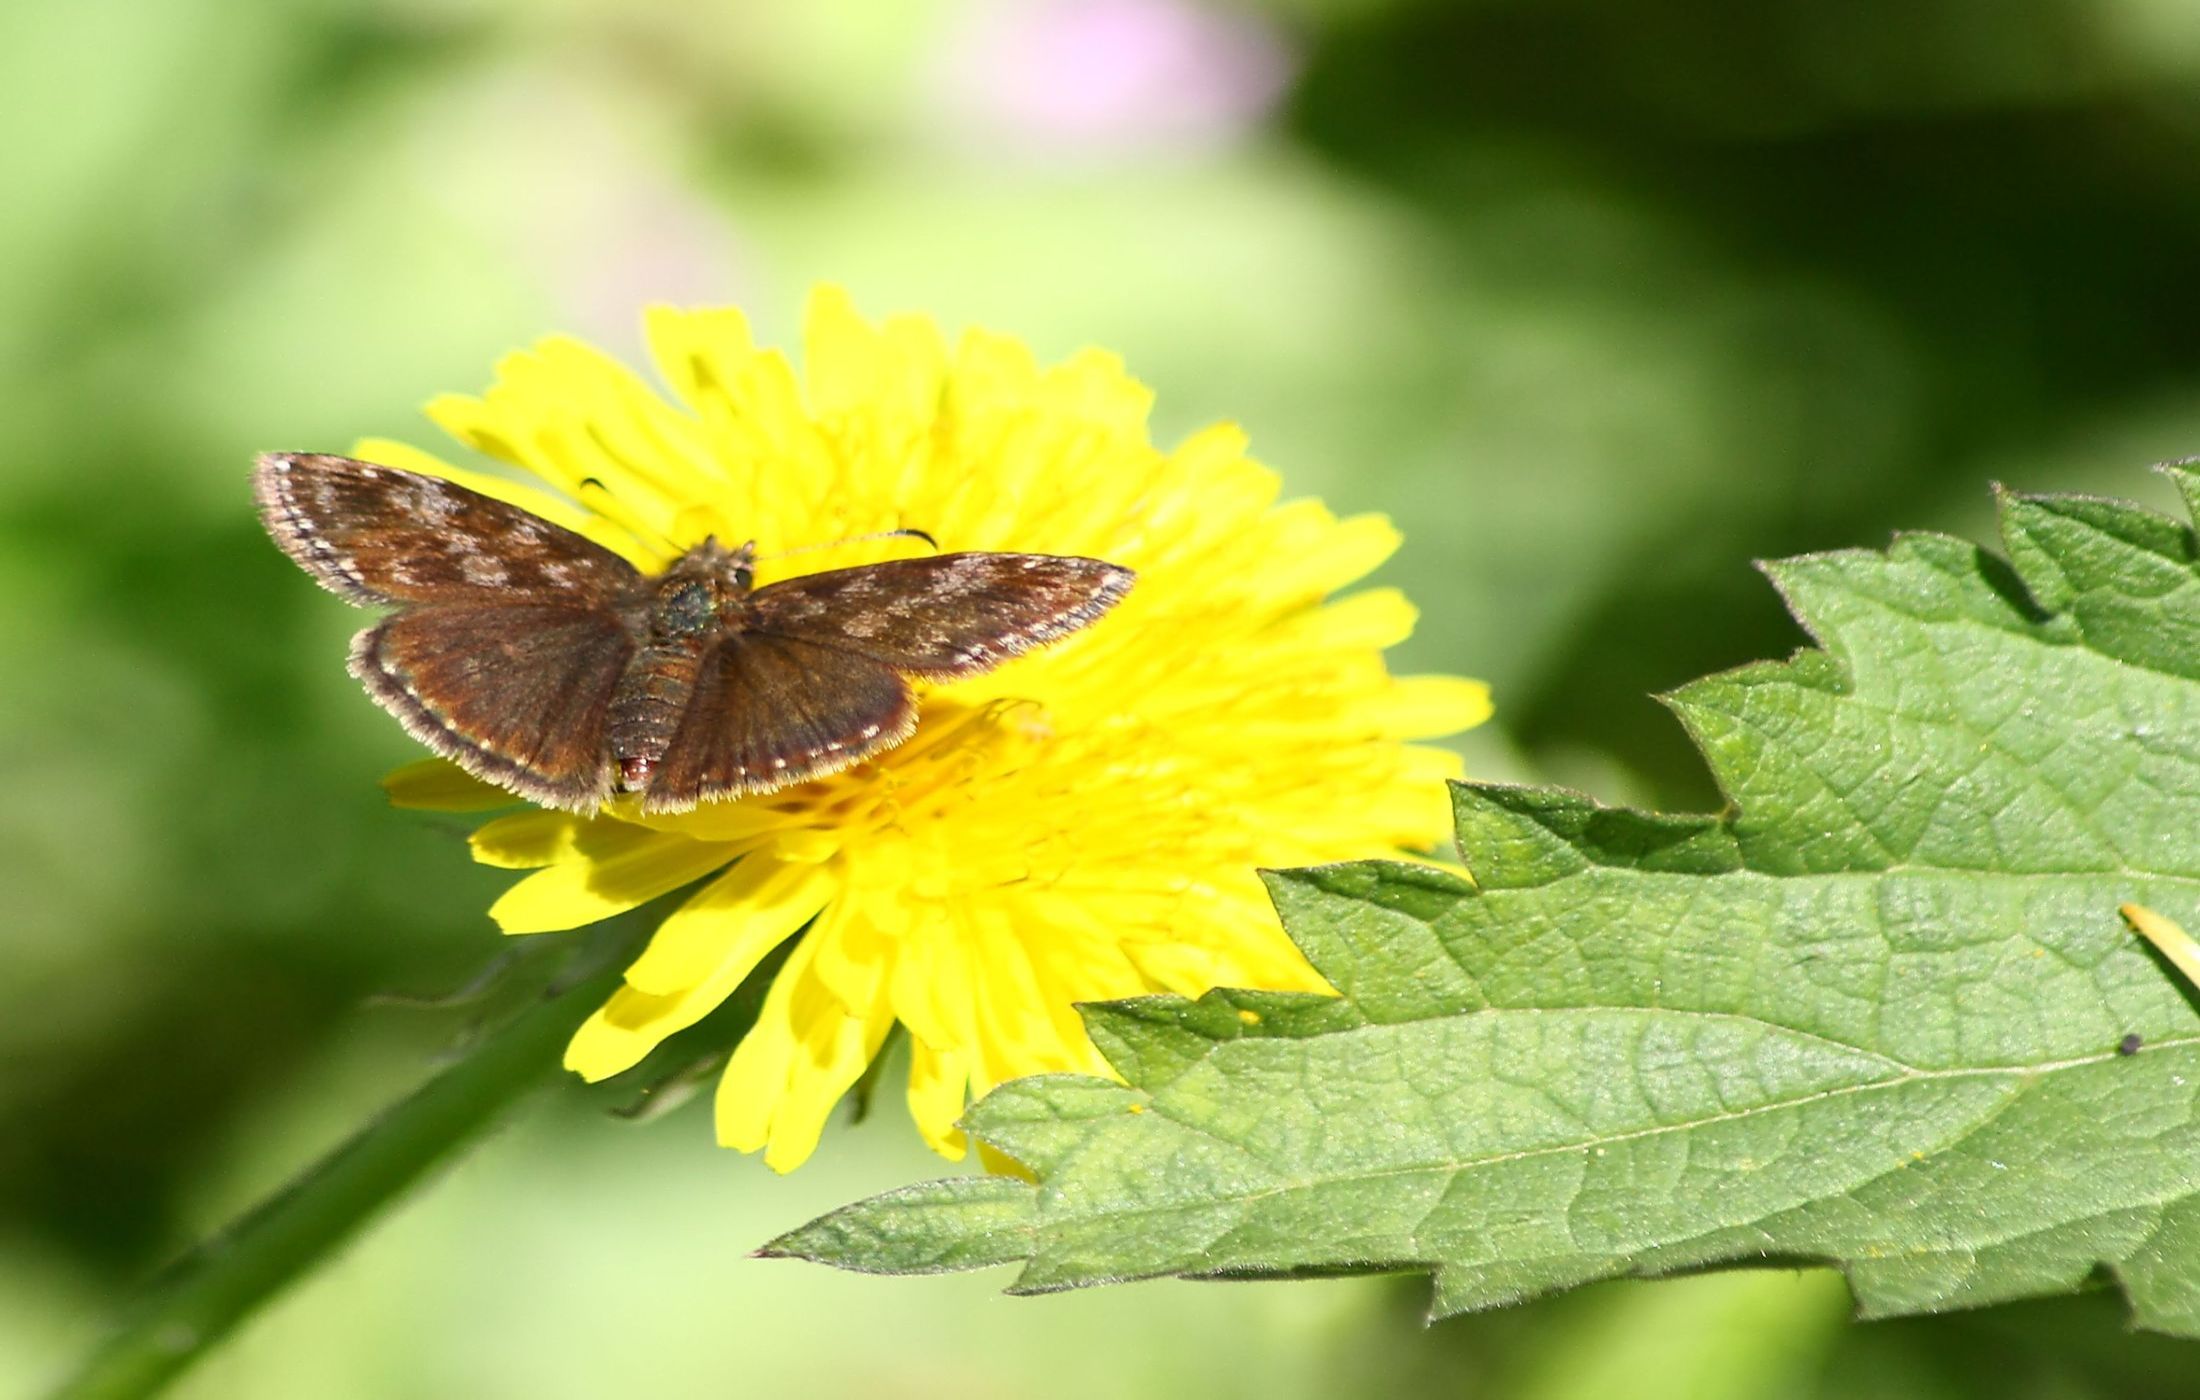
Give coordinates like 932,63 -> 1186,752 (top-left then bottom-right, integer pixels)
360,288 -> 1490,1171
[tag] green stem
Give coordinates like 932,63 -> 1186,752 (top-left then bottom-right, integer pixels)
49,939 -> 633,1400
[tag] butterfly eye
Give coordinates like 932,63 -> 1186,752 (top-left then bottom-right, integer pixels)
733,565 -> 755,591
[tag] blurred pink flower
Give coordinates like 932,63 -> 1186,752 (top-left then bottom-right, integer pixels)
935,0 -> 1296,158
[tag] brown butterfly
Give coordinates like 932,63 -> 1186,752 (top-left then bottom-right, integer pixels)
254,453 -> 1133,813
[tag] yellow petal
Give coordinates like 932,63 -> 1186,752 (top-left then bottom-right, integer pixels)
1284,511 -> 1402,599
380,759 -> 513,812
809,902 -> 892,1012
763,989 -> 895,1172
945,326 -> 1040,419
1402,742 -> 1468,781
621,856 -> 838,996
876,312 -> 951,426
644,303 -> 755,408
563,864 -> 831,1081
801,284 -> 889,417
905,1038 -> 970,1159
566,913 -> 816,1086
1358,775 -> 1464,848
1375,675 -> 1495,739
470,811 -> 585,869
713,934 -> 814,1152
488,828 -> 734,934
968,910 -> 1075,1086
1123,938 -> 1267,999
1040,348 -> 1153,434
1295,588 -> 1419,651
887,912 -> 976,1052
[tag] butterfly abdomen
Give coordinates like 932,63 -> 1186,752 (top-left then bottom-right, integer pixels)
607,640 -> 708,791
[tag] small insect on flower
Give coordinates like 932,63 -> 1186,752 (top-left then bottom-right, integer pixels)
266,287 -> 1491,1170
254,453 -> 1132,812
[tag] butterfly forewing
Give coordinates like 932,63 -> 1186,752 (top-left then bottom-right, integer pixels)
255,453 -> 641,606
642,632 -> 917,812
354,604 -> 636,810
747,553 -> 1133,678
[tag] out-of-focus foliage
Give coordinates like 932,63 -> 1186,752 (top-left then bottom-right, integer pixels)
7,0 -> 2200,1395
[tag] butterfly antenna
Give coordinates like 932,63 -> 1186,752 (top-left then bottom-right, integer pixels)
761,527 -> 938,563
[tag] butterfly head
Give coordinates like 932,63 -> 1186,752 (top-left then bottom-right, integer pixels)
645,537 -> 761,640
677,535 -> 759,591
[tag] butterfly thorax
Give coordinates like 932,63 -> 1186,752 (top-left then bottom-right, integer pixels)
608,539 -> 763,791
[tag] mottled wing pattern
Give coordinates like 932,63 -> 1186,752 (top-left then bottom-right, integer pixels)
747,553 -> 1134,678
641,632 -> 916,812
261,455 -> 1135,814
353,604 -> 636,810
254,452 -> 640,606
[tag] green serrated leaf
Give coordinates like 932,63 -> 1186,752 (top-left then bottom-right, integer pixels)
768,476 -> 2200,1335
759,1176 -> 1037,1275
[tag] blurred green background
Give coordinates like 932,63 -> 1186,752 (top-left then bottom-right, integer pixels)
8,0 -> 2200,1395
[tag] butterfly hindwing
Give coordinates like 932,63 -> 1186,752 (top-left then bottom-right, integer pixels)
255,452 -> 641,607
641,631 -> 917,812
352,604 -> 637,810
747,553 -> 1133,678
